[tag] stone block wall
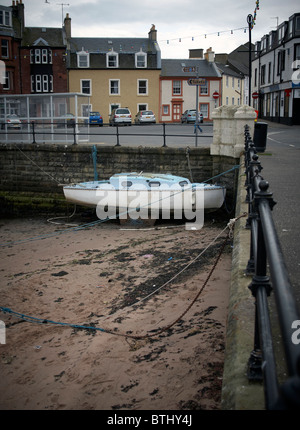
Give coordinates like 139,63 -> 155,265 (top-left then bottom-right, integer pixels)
0,143 -> 239,216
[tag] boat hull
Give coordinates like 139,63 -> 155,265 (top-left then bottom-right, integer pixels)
63,182 -> 226,218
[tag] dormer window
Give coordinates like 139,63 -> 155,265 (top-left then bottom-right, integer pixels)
77,49 -> 90,68
0,10 -> 11,27
106,50 -> 119,68
135,49 -> 147,68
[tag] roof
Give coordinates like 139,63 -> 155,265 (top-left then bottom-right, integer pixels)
22,27 -> 64,47
69,37 -> 159,54
216,62 -> 244,78
161,59 -> 221,78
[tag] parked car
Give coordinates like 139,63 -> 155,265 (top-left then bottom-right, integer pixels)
1,114 -> 21,129
109,108 -> 132,126
181,110 -> 203,124
134,110 -> 156,124
88,111 -> 103,126
57,113 -> 76,128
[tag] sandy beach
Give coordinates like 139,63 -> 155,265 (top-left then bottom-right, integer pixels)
0,214 -> 232,410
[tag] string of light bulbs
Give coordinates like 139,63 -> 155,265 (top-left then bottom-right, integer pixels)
159,1 -> 260,45
159,26 -> 248,45
250,0 -> 260,29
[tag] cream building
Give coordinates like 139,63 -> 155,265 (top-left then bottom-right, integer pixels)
65,16 -> 161,123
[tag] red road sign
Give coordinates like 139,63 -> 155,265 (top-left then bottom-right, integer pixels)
212,91 -> 219,99
252,91 -> 259,99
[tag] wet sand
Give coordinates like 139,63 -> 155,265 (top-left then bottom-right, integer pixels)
0,215 -> 231,410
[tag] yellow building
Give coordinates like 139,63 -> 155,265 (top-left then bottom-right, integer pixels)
65,16 -> 161,123
216,62 -> 245,107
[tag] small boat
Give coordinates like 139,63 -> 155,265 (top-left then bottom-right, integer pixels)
63,173 -> 226,223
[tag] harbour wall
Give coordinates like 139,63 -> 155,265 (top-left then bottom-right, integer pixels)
0,143 -> 239,216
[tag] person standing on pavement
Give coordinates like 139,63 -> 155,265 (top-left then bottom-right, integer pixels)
194,112 -> 202,133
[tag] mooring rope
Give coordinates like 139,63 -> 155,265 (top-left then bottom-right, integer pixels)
0,214 -> 247,340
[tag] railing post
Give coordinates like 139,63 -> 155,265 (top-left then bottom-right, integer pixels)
162,123 -> 167,147
115,124 -> 120,146
72,121 -> 77,145
31,121 -> 36,144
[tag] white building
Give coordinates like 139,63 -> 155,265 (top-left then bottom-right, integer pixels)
251,13 -> 300,125
159,49 -> 221,122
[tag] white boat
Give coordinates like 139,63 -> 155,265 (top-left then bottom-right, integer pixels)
63,173 -> 226,223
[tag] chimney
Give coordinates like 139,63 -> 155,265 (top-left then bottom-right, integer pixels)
64,13 -> 71,40
12,0 -> 25,37
204,47 -> 215,62
148,24 -> 157,41
189,49 -> 203,59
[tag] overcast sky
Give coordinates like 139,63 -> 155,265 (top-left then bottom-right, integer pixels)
2,0 -> 299,58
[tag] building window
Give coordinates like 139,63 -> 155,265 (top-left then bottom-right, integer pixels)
232,97 -> 235,105
199,103 -> 208,118
36,75 -> 42,92
1,39 -> 9,58
2,71 -> 10,90
106,51 -> 118,68
135,49 -> 147,68
43,75 -> 48,92
138,104 -> 147,112
226,76 -> 229,87
31,75 -> 53,93
0,11 -> 11,26
82,104 -> 92,117
77,50 -> 89,68
200,80 -> 208,95
42,49 -> 48,64
35,49 -> 41,64
261,65 -> 266,85
226,97 -> 229,105
254,68 -> 258,87
232,77 -> 235,88
81,79 -> 91,95
162,105 -> 169,115
277,50 -> 285,75
268,62 -> 272,83
138,79 -> 148,95
109,79 -> 120,95
173,80 -> 181,95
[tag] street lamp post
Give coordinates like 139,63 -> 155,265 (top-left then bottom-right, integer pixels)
247,14 -> 254,106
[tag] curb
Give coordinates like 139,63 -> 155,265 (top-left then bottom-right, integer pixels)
221,159 -> 265,410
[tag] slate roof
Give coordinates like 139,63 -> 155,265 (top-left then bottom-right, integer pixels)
216,62 -> 243,78
21,27 -> 65,47
160,59 -> 221,78
69,37 -> 159,54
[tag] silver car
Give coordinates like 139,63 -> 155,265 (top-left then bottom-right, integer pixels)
1,114 -> 22,129
181,109 -> 203,123
109,108 -> 132,126
135,110 -> 156,124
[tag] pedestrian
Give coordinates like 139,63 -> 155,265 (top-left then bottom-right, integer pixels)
194,112 -> 202,133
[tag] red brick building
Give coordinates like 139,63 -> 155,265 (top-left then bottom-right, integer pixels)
20,27 -> 68,94
0,2 -> 22,94
0,0 -> 68,96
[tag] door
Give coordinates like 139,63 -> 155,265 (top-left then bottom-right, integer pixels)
172,103 -> 182,122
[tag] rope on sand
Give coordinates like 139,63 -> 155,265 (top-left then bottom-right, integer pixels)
0,214 -> 246,340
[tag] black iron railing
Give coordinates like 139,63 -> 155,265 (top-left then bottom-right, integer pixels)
0,121 -> 213,147
244,124 -> 300,409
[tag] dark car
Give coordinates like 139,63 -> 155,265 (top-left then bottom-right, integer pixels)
88,111 -> 103,126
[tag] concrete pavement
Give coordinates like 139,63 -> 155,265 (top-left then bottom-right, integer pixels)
221,120 -> 300,410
